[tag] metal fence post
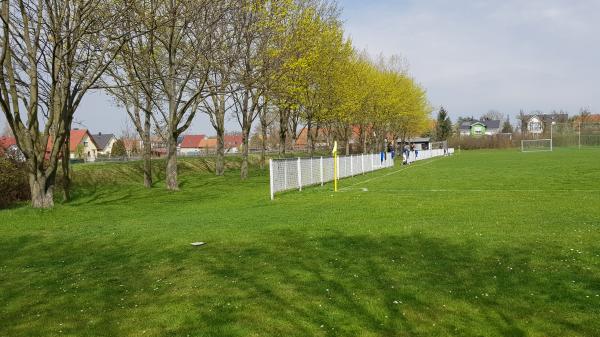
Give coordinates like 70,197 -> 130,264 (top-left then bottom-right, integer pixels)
320,156 -> 324,186
283,161 -> 287,190
310,157 -> 314,185
269,159 -> 274,200
297,157 -> 302,191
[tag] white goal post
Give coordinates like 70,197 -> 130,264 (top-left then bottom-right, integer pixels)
521,139 -> 553,152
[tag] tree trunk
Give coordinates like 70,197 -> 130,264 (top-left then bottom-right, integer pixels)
361,127 -> 368,154
61,131 -> 71,201
142,134 -> 152,189
165,135 -> 178,190
215,126 -> 225,176
260,121 -> 268,169
29,173 -> 55,209
240,126 -> 250,180
279,109 -> 287,156
307,121 -> 314,157
345,126 -> 351,155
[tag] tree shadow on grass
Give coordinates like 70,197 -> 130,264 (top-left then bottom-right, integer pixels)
1,231 -> 598,337
176,231 -> 600,336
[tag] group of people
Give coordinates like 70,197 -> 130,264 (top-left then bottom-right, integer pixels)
380,142 -> 419,165
402,143 -> 418,165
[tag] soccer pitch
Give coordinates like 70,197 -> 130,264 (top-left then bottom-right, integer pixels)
1,149 -> 599,336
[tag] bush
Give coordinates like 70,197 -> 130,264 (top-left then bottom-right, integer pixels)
111,139 -> 127,157
0,156 -> 30,208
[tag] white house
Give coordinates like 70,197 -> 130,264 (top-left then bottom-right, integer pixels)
91,133 -> 118,156
70,129 -> 98,162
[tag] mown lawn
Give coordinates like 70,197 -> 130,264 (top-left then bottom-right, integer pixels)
1,149 -> 599,337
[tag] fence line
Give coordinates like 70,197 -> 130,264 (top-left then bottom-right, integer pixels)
269,148 -> 454,199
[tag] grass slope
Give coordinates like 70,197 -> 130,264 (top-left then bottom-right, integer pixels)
1,149 -> 599,337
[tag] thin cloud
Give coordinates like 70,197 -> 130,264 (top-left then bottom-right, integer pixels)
341,0 -> 600,120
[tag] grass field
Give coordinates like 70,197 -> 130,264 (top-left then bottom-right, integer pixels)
1,149 -> 599,337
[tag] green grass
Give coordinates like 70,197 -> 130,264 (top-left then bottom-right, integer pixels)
1,149 -> 599,337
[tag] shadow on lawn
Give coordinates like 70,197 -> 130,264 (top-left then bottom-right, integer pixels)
180,231 -> 597,337
1,231 -> 598,337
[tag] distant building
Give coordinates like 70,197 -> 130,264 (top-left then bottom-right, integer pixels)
395,137 -> 432,150
459,120 -> 501,136
179,134 -> 207,155
521,113 -> 568,134
224,134 -> 243,153
69,129 -> 98,161
91,133 -> 117,156
0,136 -> 24,161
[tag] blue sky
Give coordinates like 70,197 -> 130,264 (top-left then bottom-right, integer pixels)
341,0 -> 600,121
3,0 -> 599,135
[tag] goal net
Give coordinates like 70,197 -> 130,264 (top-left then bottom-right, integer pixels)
521,139 -> 552,152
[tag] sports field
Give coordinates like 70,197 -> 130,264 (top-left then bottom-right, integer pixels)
1,149 -> 599,337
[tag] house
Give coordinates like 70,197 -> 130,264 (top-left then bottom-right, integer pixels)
69,129 -> 98,162
0,136 -> 24,161
521,113 -> 568,134
459,120 -> 501,136
179,134 -> 206,155
91,132 -> 117,156
224,134 -> 243,153
396,137 -> 432,150
198,137 -> 217,153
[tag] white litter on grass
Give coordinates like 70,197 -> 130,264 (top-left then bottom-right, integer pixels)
361,188 -> 368,192
191,242 -> 206,247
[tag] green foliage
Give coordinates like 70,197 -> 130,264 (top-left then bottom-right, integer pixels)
0,149 -> 599,336
75,143 -> 85,159
436,106 -> 452,140
111,139 -> 127,157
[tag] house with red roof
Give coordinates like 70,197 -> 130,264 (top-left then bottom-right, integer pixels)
224,134 -> 243,153
179,134 -> 206,155
69,129 -> 98,162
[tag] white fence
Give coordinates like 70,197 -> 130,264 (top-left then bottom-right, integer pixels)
409,147 -> 454,161
269,153 -> 394,199
269,148 -> 455,199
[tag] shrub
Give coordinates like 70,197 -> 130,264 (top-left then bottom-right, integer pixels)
111,139 -> 127,157
0,156 -> 30,208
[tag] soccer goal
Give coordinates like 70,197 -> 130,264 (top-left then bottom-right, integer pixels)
521,139 -> 553,152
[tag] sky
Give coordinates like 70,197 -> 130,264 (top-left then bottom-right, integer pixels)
341,0 -> 600,123
2,0 -> 599,135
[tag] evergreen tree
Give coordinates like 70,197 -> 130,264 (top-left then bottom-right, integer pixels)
111,139 -> 127,157
502,116 -> 513,133
435,106 -> 452,140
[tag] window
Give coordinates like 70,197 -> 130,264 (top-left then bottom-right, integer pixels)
528,118 -> 543,133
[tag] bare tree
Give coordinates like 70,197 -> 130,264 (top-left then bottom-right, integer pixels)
131,0 -> 225,190
256,99 -> 276,168
482,109 -> 504,121
0,0 -> 126,207
103,1 -> 161,188
229,0 -> 280,179
200,5 -> 238,176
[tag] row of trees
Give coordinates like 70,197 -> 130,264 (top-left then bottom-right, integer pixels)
0,0 -> 431,208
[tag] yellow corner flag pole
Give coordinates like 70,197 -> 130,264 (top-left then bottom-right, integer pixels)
333,141 -> 338,192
